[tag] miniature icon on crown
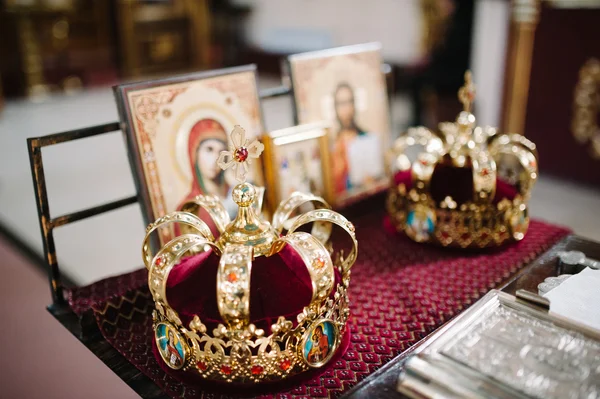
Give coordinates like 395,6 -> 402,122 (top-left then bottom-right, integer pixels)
217,125 -> 265,182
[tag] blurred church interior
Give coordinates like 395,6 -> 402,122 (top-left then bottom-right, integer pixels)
1,1 -> 600,397
1,0 -> 599,282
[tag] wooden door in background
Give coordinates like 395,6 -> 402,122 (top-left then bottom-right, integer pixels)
523,3 -> 600,187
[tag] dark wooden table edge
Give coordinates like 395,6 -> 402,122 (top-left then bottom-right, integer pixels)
340,233 -> 600,399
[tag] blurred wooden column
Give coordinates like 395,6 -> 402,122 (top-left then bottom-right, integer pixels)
15,10 -> 49,98
501,0 -> 540,133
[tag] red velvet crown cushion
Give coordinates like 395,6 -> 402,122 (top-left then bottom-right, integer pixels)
394,163 -> 518,204
165,245 -> 342,333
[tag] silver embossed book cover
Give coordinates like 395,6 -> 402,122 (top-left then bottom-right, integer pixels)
397,290 -> 600,399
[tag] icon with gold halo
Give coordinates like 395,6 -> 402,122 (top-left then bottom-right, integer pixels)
405,204 -> 436,243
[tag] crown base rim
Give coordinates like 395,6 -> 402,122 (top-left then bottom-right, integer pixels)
386,187 -> 529,249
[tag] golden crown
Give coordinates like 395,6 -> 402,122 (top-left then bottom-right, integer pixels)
387,71 -> 538,248
142,126 -> 357,384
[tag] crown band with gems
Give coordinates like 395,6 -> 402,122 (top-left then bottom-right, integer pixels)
142,212 -> 216,270
270,232 -> 335,303
387,71 -> 538,248
144,126 -> 357,383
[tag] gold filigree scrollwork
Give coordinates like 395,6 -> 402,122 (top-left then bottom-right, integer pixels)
572,58 -> 600,159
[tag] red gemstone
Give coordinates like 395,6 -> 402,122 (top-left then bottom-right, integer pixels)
279,359 -> 291,371
234,147 -> 249,162
480,232 -> 489,241
441,231 -> 450,239
155,257 -> 163,266
419,159 -> 428,166
461,233 -> 471,241
251,365 -> 264,375
221,365 -> 232,375
481,168 -> 489,176
313,257 -> 325,269
226,272 -> 238,283
196,361 -> 208,371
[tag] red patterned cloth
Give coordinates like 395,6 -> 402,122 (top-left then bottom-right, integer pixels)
74,211 -> 570,398
68,268 -> 147,316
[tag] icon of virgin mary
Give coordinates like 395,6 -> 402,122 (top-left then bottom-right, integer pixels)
176,118 -> 237,218
165,329 -> 184,368
306,324 -> 330,364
